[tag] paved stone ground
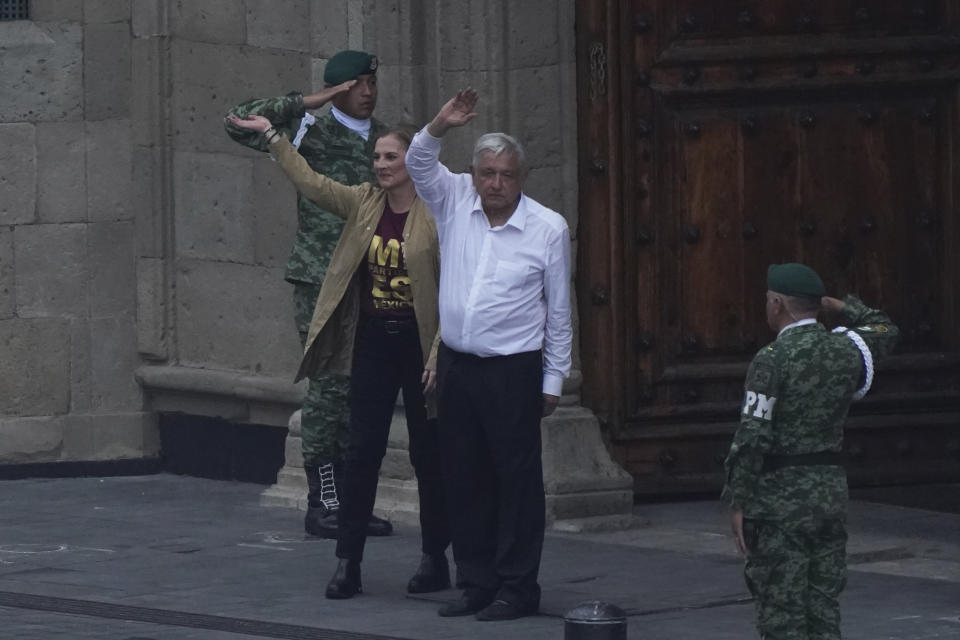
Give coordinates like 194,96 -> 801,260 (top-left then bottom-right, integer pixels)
0,474 -> 958,639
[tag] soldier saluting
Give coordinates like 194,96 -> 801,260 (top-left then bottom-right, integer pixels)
224,51 -> 392,540
723,263 -> 899,640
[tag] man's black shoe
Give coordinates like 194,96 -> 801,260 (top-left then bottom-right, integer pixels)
407,553 -> 451,594
366,514 -> 393,537
305,505 -> 338,539
437,590 -> 495,617
325,559 -> 362,599
475,599 -> 538,621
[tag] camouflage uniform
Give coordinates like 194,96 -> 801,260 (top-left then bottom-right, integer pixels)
723,295 -> 899,640
224,92 -> 386,467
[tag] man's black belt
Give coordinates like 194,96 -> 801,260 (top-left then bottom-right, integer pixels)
763,451 -> 846,473
439,342 -> 540,363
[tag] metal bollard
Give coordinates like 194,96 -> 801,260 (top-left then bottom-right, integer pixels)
563,601 -> 627,640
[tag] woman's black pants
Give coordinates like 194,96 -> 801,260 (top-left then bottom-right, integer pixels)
335,315 -> 449,562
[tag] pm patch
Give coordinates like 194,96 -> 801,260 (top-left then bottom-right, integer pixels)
742,390 -> 777,420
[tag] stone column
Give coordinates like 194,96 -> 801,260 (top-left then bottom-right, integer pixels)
131,0 -> 174,362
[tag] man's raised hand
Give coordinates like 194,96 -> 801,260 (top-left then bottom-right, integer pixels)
821,296 -> 846,314
428,88 -> 478,137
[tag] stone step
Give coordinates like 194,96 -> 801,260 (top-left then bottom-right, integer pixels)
542,406 -> 634,522
373,477 -> 422,527
262,404 -> 635,528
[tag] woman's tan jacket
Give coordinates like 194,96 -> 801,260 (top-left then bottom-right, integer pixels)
268,137 -> 441,393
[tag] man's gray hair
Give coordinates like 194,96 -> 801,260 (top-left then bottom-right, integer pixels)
472,132 -> 527,171
783,293 -> 822,314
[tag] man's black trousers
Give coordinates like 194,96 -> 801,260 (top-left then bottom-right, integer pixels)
336,315 -> 449,561
436,342 -> 545,608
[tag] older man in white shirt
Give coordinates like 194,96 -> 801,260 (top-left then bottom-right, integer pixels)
405,88 -> 572,621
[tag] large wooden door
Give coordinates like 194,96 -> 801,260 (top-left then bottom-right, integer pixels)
576,1 -> 960,494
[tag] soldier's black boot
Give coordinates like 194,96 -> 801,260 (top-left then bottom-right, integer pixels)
304,463 -> 339,539
325,558 -> 362,599
366,513 -> 393,537
407,552 -> 451,593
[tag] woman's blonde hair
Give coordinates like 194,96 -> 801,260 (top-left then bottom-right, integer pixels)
375,124 -> 418,150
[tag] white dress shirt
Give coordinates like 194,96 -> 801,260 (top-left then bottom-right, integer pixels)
406,128 -> 572,396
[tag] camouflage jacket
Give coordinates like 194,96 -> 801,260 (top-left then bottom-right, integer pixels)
224,92 -> 386,285
722,295 -> 899,520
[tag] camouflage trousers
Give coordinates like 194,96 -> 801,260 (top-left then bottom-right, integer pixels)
293,283 -> 349,467
743,517 -> 847,640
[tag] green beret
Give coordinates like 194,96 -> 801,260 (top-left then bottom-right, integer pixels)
767,263 -> 826,298
324,50 -> 378,85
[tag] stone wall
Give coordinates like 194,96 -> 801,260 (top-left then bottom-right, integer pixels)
0,0 -> 583,466
0,1 -> 155,464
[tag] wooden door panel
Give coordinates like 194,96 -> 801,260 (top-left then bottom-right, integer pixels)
662,1 -> 945,40
675,113 -> 745,356
577,0 -> 960,491
739,108 -> 802,350
650,95 -> 946,396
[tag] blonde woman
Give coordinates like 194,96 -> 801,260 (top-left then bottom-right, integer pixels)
230,96 -> 449,600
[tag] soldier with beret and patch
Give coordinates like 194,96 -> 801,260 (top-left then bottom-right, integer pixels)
723,263 -> 899,640
224,50 -> 392,540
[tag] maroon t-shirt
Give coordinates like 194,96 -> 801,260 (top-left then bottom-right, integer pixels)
360,203 -> 415,318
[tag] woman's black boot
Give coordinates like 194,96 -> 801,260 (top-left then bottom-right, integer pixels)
325,559 -> 362,599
